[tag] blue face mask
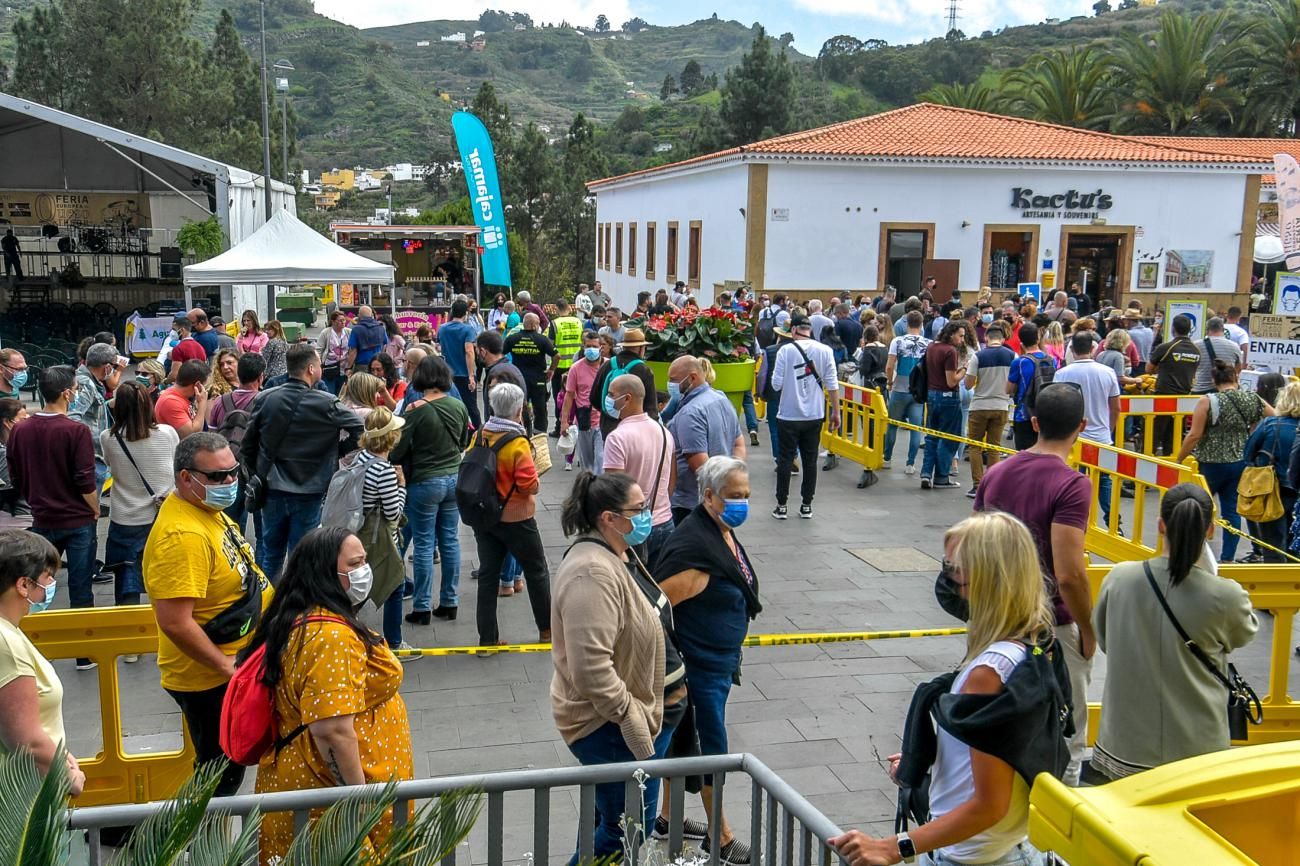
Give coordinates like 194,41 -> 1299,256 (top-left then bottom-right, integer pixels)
667,381 -> 681,401
8,369 -> 27,390
27,577 -> 56,613
981,313 -> 994,325
622,508 -> 653,546
604,393 -> 625,419
198,478 -> 240,511
720,498 -> 749,528
584,346 -> 601,362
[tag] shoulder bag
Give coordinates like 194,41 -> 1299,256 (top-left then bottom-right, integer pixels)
1142,561 -> 1262,740
1238,415 -> 1284,522
113,431 -> 170,509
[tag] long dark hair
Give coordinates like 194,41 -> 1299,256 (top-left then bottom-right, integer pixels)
370,351 -> 400,390
561,470 -> 636,537
237,526 -> 381,685
109,381 -> 157,441
1161,483 -> 1215,587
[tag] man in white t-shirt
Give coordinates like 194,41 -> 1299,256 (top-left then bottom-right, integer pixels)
770,313 -> 840,520
1224,305 -> 1250,362
1053,331 -> 1120,525
883,310 -> 930,473
807,299 -> 835,342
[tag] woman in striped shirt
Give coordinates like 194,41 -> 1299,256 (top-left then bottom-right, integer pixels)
352,408 -> 414,657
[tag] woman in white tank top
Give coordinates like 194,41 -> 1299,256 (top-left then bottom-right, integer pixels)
831,512 -> 1056,866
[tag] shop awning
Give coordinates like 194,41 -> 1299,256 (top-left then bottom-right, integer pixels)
1256,223 -> 1285,264
184,209 -> 395,288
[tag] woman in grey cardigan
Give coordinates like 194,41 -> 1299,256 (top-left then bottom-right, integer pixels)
1092,483 -> 1259,781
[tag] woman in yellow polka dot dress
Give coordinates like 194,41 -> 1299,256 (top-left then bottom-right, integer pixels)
238,526 -> 414,865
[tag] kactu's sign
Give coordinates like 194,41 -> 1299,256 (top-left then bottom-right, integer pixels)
1011,187 -> 1113,220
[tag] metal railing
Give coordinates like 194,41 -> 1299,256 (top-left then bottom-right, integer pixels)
68,754 -> 845,866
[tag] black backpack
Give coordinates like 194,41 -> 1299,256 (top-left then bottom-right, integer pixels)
215,394 -> 253,471
908,348 -> 931,404
756,315 -> 777,350
760,344 -> 781,402
456,430 -> 523,531
1023,353 -> 1057,411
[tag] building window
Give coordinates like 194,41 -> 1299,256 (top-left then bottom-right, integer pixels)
596,223 -> 604,271
604,224 -> 612,270
628,223 -> 638,276
666,221 -> 679,282
646,223 -> 657,280
615,223 -> 624,273
688,221 -> 702,289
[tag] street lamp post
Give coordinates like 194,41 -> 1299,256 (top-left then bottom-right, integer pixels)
259,0 -> 275,318
274,59 -> 295,183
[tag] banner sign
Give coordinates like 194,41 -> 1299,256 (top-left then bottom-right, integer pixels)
452,111 -> 512,288
1164,300 -> 1206,341
1249,337 -> 1300,374
125,313 -> 176,357
1274,154 -> 1300,270
1249,314 -> 1300,340
0,191 -> 150,228
342,308 -> 448,337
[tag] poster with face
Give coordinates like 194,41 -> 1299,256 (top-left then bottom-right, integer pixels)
1272,271 -> 1300,315
1164,300 -> 1206,341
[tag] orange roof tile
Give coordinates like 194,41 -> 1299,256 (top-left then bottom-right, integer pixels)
591,104 -> 1271,189
1130,135 -> 1300,185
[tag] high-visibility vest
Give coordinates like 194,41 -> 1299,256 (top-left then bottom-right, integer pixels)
552,315 -> 584,371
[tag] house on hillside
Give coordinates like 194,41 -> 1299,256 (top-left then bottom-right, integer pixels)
470,37 -> 487,51
320,169 -> 354,190
441,32 -> 466,43
417,40 -> 430,47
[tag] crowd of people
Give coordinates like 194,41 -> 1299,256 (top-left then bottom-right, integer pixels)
0,277 -> 1280,866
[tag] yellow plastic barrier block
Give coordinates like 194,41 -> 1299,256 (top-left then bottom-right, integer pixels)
1030,741 -> 1300,865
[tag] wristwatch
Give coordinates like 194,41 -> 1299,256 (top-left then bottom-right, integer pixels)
896,832 -> 917,864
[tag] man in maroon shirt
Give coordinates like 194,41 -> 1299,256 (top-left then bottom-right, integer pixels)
973,382 -> 1095,786
6,365 -> 101,670
167,317 -> 206,379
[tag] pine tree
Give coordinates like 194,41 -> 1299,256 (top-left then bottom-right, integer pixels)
719,26 -> 793,146
660,74 -> 677,100
11,0 -> 75,110
509,123 -> 553,247
471,81 -> 514,168
679,59 -> 704,95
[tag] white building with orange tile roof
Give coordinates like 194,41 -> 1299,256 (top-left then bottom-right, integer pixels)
589,104 -> 1277,313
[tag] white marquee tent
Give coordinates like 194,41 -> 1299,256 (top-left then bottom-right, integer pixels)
183,209 -> 394,308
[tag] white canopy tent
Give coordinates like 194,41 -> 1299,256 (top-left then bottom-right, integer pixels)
183,209 -> 394,309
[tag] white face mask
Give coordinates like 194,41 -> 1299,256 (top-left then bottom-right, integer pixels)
341,564 -> 373,605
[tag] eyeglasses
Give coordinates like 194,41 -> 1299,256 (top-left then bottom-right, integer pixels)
188,466 -> 240,482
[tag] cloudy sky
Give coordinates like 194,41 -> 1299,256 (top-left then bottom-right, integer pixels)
313,0 -> 1095,53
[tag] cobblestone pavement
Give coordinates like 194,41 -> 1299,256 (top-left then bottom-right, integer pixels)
57,435 -> 1298,863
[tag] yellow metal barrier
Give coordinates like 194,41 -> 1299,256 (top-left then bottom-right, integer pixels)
821,382 -> 887,472
1072,438 -> 1209,562
1115,393 -> 1200,457
1030,741 -> 1300,865
21,605 -> 195,807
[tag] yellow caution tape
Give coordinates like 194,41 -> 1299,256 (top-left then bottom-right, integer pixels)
391,627 -> 968,657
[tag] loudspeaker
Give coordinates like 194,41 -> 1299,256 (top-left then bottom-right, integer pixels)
159,246 -> 181,279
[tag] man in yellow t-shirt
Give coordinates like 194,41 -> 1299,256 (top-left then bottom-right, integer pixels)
144,432 -> 271,797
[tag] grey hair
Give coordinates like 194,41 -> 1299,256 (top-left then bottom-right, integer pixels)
808,299 -> 823,313
515,290 -> 532,303
697,455 -> 747,499
174,431 -> 230,475
1207,316 -> 1225,334
86,343 -> 118,368
488,381 -> 525,419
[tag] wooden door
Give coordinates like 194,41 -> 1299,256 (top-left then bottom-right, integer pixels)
922,259 -> 961,304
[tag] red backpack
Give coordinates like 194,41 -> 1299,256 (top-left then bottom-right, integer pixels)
219,615 -> 346,766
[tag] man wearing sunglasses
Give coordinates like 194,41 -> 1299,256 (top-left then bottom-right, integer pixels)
144,431 -> 271,799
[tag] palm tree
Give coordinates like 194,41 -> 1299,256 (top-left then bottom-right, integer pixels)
0,750 -> 481,866
1242,0 -> 1300,136
1001,46 -> 1114,129
1108,10 -> 1255,135
917,80 -> 1008,113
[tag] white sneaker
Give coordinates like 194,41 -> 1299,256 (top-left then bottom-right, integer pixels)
905,464 -> 917,476
393,641 -> 422,662
881,461 -> 892,470
565,463 -> 573,471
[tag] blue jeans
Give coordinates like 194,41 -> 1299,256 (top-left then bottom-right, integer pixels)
767,406 -> 781,465
95,460 -> 109,497
500,554 -> 521,587
31,522 -> 97,609
401,475 -> 461,610
258,491 -> 323,583
566,718 -> 678,866
384,586 -> 405,648
104,521 -> 151,604
885,390 -> 924,465
643,519 -> 674,572
1201,460 -> 1246,561
741,389 -> 758,433
956,385 -> 972,460
922,841 -> 1045,866
921,390 -> 962,483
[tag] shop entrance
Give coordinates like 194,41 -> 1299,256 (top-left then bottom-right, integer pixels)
878,222 -> 935,298
982,225 -> 1039,292
1061,226 -> 1134,307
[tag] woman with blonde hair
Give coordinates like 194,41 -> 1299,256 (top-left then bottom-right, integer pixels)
1041,320 -> 1065,365
236,309 -> 267,355
342,372 -> 390,420
1241,381 -> 1300,560
1095,329 -> 1138,388
207,348 -> 240,398
832,512 -> 1066,866
260,319 -> 289,380
352,407 -> 414,654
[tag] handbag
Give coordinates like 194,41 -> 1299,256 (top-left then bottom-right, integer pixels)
1142,561 -> 1262,740
1238,417 -> 1283,522
529,432 -> 553,476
